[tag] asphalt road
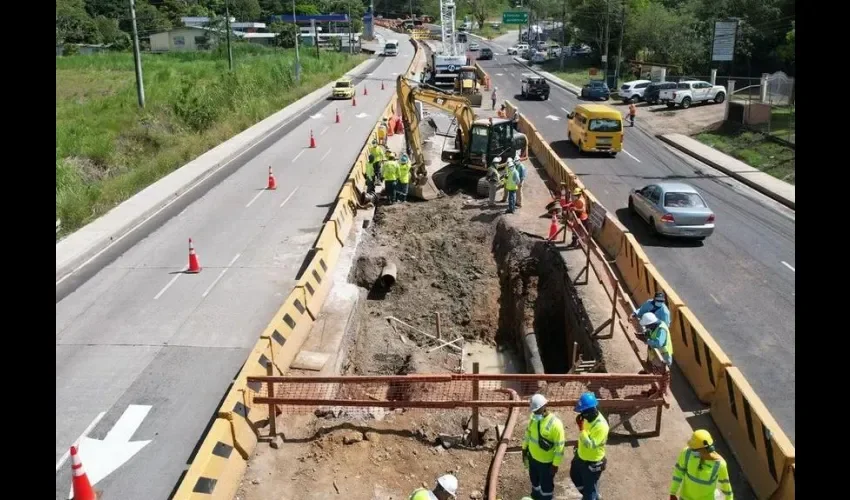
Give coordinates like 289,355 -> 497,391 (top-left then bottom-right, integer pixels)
55,31 -> 414,500
474,34 -> 796,442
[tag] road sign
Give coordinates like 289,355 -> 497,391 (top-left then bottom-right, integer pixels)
67,405 -> 153,499
502,11 -> 529,25
712,20 -> 738,61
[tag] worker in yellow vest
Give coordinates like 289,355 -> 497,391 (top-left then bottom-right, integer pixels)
396,154 -> 412,203
365,154 -> 376,194
503,161 -> 520,214
369,139 -> 385,181
670,430 -> 733,500
382,152 -> 399,204
408,474 -> 458,500
637,312 -> 674,372
377,118 -> 389,146
522,393 -> 566,500
569,392 -> 609,500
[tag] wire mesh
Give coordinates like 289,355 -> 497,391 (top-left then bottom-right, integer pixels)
248,374 -> 665,418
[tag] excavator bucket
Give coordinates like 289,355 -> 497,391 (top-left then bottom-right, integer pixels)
467,93 -> 483,107
409,174 -> 440,201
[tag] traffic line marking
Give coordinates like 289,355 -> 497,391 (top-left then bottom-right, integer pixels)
781,261 -> 795,272
245,189 -> 265,208
623,150 -> 641,163
201,253 -> 241,298
345,125 -> 352,133
291,150 -> 305,163
320,150 -> 331,162
561,107 -> 569,113
709,293 -> 721,305
280,186 -> 300,208
154,269 -> 186,300
320,126 -> 329,135
55,411 -> 106,472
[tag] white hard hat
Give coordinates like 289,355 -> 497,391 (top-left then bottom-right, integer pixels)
529,393 -> 548,412
506,158 -> 514,166
436,474 -> 458,497
639,312 -> 659,327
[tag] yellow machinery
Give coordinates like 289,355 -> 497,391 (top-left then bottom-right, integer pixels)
396,75 -> 528,200
454,66 -> 483,107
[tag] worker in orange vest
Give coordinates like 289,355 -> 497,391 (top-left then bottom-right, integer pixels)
497,104 -> 507,118
627,102 -> 636,127
565,187 -> 589,247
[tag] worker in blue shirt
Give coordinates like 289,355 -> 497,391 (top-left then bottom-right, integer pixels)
515,159 -> 528,208
631,291 -> 671,327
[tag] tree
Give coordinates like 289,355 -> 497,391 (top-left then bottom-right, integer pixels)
465,0 -> 499,30
57,0 -> 100,44
269,21 -> 298,47
230,0 -> 262,21
121,0 -> 172,35
94,15 -> 132,49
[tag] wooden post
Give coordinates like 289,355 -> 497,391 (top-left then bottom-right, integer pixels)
435,312 -> 442,340
471,362 -> 480,445
265,361 -> 277,440
609,286 -> 620,338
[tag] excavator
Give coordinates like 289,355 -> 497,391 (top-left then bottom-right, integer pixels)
396,75 -> 528,200
453,66 -> 483,107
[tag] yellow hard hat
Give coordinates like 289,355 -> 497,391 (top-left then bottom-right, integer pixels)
688,429 -> 714,450
572,187 -> 583,196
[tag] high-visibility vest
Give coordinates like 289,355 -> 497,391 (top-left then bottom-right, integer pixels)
521,413 -> 566,466
648,322 -> 674,364
383,160 -> 399,181
573,196 -> 588,221
504,167 -> 518,191
365,160 -> 375,180
398,162 -> 411,184
669,447 -> 733,500
370,145 -> 385,161
576,412 -> 609,462
408,488 -> 436,500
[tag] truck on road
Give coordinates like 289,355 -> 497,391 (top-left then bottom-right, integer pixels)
659,80 -> 726,109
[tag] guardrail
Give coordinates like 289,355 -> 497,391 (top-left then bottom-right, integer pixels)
171,38 -> 425,500
504,100 -> 795,500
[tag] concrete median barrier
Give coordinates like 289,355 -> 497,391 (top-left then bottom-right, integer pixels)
596,215 -> 627,260
711,367 -> 795,499
771,463 -> 794,500
172,419 -> 248,499
295,250 -> 335,320
672,307 -> 732,403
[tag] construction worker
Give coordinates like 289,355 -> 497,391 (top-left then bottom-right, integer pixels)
504,160 -> 520,214
670,430 -> 734,500
515,159 -> 528,208
637,312 -> 674,371
365,154 -> 376,194
570,392 -> 609,500
627,102 -> 636,127
396,153 -> 412,202
382,152 -> 399,204
566,187 -> 589,246
497,104 -> 508,118
632,291 -> 671,327
486,156 -> 502,207
522,393 -> 566,500
369,139 -> 385,181
378,118 -> 389,146
491,87 -> 498,110
409,474 -> 459,500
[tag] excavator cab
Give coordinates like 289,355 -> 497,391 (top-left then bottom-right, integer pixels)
443,117 -> 524,171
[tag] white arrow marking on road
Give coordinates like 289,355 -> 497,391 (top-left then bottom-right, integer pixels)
496,73 -> 504,76
309,113 -> 324,120
67,405 -> 153,499
355,113 -> 369,119
545,115 -> 560,121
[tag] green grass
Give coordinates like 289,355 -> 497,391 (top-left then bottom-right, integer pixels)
56,44 -> 367,237
538,59 -> 625,90
474,25 -> 508,40
695,123 -> 795,184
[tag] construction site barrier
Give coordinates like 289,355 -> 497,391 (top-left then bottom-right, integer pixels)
503,99 -> 795,499
473,62 -> 490,90
171,38 -> 425,500
711,367 -> 795,499
771,463 -> 794,500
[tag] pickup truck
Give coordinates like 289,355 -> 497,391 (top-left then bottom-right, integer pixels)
507,44 -> 529,55
659,80 -> 726,109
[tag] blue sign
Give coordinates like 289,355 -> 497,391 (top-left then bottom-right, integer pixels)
269,14 -> 349,23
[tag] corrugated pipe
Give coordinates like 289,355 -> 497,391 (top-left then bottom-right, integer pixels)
485,388 -> 520,500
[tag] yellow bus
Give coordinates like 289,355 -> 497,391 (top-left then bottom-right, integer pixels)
566,104 -> 624,156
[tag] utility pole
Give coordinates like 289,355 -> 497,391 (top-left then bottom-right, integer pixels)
560,1 -> 566,69
348,0 -> 352,51
224,0 -> 233,71
602,0 -> 610,78
614,0 -> 625,84
312,19 -> 320,58
292,0 -> 301,83
129,0 -> 145,108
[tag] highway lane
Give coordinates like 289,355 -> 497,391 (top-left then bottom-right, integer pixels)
55,31 -> 414,500
475,38 -> 796,442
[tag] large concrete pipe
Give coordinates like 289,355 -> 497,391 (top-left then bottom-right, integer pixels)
380,262 -> 398,288
522,327 -> 546,375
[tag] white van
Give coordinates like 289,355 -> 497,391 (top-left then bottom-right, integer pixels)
384,40 -> 399,56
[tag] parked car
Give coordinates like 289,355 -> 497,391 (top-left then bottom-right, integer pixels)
580,80 -> 610,101
659,80 -> 726,109
643,82 -> 678,105
507,43 -> 529,55
478,47 -> 494,60
547,44 -> 562,58
520,74 -> 550,100
468,42 -> 480,51
628,182 -> 716,240
619,79 -> 652,103
331,77 -> 355,99
530,50 -> 547,64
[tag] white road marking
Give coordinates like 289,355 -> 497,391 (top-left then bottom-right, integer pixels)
280,186 -> 300,208
201,253 -> 241,298
320,126 -> 329,135
154,269 -> 186,300
345,125 -> 352,133
320,150 -> 331,162
309,113 -> 323,119
781,261 -> 795,272
245,189 -> 265,208
55,411 -> 106,472
561,107 -> 569,113
496,73 -> 504,76
623,150 -> 641,163
291,150 -> 305,163
709,293 -> 721,305
545,115 -> 560,121
510,73 -> 516,77
355,112 -> 369,118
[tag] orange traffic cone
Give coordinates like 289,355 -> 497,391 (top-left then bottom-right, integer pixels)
70,446 -> 97,500
363,86 -> 368,96
309,130 -> 316,148
267,166 -> 277,190
188,238 -> 202,273
335,108 -> 340,123
352,96 -> 357,107
547,215 -> 560,241
394,116 -> 404,134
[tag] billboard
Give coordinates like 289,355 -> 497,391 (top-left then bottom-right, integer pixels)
712,20 -> 738,62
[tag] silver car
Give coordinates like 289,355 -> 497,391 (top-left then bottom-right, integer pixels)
628,182 -> 716,240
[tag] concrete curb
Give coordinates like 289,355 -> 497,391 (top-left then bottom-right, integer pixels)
656,135 -> 796,211
56,56 -> 378,284
511,56 -> 582,96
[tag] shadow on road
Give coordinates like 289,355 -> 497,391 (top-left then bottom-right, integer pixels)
614,207 -> 705,249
